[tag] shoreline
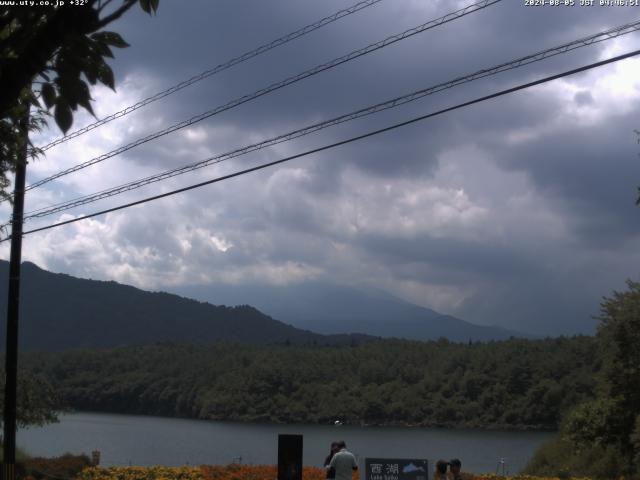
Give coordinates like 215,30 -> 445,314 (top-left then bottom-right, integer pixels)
56,409 -> 559,433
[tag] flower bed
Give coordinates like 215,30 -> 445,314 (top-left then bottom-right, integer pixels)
78,466 -> 589,480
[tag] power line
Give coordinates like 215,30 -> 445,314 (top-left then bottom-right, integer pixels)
20,19 -> 640,221
37,0 -> 386,152
7,48 -> 638,242
24,0 -> 501,192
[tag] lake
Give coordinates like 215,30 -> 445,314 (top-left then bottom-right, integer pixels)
17,412 -> 554,474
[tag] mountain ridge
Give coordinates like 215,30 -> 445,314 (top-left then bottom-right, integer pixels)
0,260 -> 528,350
176,281 -> 528,341
0,261 -> 370,350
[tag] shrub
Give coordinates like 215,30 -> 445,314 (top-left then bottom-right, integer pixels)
523,436 -> 622,480
23,453 -> 92,480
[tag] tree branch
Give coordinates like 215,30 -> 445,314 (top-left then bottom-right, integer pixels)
0,1 -> 137,117
97,0 -> 117,14
0,9 -> 92,117
95,0 -> 137,29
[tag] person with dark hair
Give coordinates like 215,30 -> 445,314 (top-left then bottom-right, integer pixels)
448,459 -> 462,480
324,442 -> 340,479
328,441 -> 357,480
433,460 -> 449,480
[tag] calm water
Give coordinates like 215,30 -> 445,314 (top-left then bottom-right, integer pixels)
17,412 -> 553,474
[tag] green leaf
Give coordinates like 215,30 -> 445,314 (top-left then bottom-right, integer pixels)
139,0 -> 158,14
97,63 -> 115,90
54,99 -> 73,134
99,43 -> 114,59
84,60 -> 99,85
88,37 -> 114,59
139,0 -> 151,13
91,31 -> 129,49
76,80 -> 95,117
41,83 -> 56,109
56,74 -> 82,110
25,89 -> 40,108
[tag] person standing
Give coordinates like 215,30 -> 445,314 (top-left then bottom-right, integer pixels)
324,442 -> 340,479
448,459 -> 462,480
328,441 -> 358,480
433,460 -> 449,480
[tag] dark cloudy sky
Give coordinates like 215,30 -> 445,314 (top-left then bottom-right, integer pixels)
3,0 -> 640,335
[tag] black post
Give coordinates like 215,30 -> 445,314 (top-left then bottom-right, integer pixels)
2,112 -> 28,480
277,434 -> 303,480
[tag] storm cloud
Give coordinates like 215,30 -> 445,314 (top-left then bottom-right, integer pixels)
3,0 -> 640,335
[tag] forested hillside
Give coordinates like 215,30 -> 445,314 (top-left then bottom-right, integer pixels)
23,336 -> 598,430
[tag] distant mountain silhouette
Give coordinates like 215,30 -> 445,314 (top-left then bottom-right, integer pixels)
177,282 -> 529,341
0,261 -> 369,351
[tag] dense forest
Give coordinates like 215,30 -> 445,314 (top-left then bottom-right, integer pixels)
22,336 -> 598,430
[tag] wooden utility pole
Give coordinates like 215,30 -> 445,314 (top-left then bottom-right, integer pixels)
2,111 -> 28,480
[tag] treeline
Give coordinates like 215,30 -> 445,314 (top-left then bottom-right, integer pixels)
22,336 -> 598,430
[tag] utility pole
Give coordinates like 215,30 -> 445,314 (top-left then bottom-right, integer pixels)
2,110 -> 29,480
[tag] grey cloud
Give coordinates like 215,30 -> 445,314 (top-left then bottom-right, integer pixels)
106,1 -> 634,140
14,1 -> 640,338
574,90 -> 594,106
495,113 -> 640,246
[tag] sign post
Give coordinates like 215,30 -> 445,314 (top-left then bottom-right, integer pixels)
277,434 -> 303,480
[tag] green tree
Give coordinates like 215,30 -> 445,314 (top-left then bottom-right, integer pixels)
0,0 -> 160,427
0,370 -> 58,427
561,398 -> 619,451
632,415 -> 640,472
596,280 -> 640,473
0,0 -> 159,197
527,281 -> 640,478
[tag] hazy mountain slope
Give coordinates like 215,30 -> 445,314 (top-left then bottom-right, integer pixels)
0,261 -> 366,350
177,282 -> 528,341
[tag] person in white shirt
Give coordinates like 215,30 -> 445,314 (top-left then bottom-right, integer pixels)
328,441 -> 358,480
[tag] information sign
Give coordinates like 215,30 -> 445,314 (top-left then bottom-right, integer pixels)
364,458 -> 429,480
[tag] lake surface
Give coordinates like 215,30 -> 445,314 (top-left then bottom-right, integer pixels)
18,412 -> 554,474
